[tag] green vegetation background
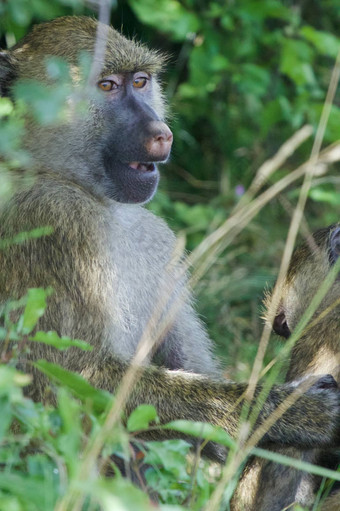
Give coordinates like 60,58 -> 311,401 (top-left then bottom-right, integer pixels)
1,0 -> 340,378
0,1 -> 340,510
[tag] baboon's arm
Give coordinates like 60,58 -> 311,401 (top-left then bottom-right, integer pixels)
82,359 -> 340,450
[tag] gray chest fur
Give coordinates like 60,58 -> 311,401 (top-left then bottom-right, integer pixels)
0,177 -> 217,375
100,203 -> 182,360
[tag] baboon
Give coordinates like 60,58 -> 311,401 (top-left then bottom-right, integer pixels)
275,224 -> 340,382
0,15 -> 339,479
233,223 -> 340,511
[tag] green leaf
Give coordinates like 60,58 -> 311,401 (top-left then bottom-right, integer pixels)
127,404 -> 158,432
0,227 -> 54,250
144,439 -> 191,479
174,202 -> 217,230
280,39 -> 315,86
129,0 -> 200,41
233,64 -> 271,98
0,327 -> 7,340
307,103 -> 340,143
30,331 -> 92,351
0,98 -> 14,117
239,0 -> 291,21
14,80 -> 71,125
57,388 -> 82,476
94,477 -> 152,511
8,1 -> 32,26
0,472 -> 51,506
260,96 -> 292,136
301,26 -> 340,58
0,366 -> 30,391
22,288 -> 51,334
187,44 -> 227,96
34,360 -> 111,412
252,447 -> 340,481
309,189 -> 340,206
0,398 -> 12,441
163,420 -> 235,448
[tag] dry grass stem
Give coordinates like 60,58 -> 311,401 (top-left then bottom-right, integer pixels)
235,124 -> 313,211
189,139 -> 340,290
88,0 -> 111,85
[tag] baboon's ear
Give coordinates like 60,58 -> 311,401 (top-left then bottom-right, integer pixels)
330,226 -> 340,264
0,52 -> 17,97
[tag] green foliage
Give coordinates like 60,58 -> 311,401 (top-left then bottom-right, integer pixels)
14,55 -> 93,125
0,98 -> 26,163
129,0 -> 200,41
0,227 -> 54,249
309,188 -> 340,206
144,440 -> 196,505
31,331 -> 92,351
14,80 -> 71,125
22,288 -> 51,335
35,360 -> 112,413
164,420 -> 234,449
127,404 -> 158,432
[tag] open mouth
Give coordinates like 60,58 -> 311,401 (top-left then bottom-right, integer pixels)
102,154 -> 160,203
128,162 -> 156,172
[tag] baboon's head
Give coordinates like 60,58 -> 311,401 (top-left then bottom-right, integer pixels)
265,223 -> 340,339
0,16 -> 172,204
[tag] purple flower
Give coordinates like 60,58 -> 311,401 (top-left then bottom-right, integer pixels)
235,184 -> 245,197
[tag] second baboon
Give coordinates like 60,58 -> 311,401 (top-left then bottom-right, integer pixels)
233,223 -> 340,511
0,16 -> 340,500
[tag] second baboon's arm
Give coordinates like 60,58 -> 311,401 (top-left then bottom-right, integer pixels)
81,359 -> 340,451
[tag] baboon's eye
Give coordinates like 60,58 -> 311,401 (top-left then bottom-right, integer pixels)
98,80 -> 118,91
133,75 -> 148,89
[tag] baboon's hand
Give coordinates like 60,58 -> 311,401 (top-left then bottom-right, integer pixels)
295,374 -> 340,446
263,374 -> 340,448
305,374 -> 340,445
307,374 -> 338,391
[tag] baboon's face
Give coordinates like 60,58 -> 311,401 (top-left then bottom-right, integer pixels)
0,17 -> 173,204
97,71 -> 172,204
269,224 -> 340,338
